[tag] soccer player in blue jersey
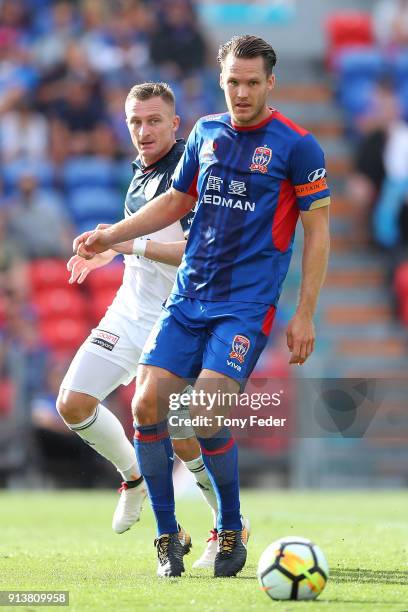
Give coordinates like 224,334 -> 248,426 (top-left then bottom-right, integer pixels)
74,35 -> 330,578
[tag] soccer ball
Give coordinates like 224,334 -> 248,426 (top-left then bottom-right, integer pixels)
257,536 -> 329,601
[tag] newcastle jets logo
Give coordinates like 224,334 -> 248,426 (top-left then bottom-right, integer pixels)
229,334 -> 251,364
250,145 -> 272,174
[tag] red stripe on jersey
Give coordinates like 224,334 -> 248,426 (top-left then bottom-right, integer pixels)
201,438 -> 235,456
231,110 -> 276,131
134,430 -> 169,443
273,110 -> 309,136
262,306 -> 276,336
272,179 -> 299,252
187,169 -> 199,198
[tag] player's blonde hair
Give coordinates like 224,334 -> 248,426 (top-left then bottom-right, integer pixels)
126,82 -> 175,110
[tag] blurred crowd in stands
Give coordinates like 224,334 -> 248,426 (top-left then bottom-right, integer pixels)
327,1 -> 408,324
0,0 -> 219,485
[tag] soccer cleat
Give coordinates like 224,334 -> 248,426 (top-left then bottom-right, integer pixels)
214,517 -> 249,577
112,478 -> 147,534
155,525 -> 192,578
193,517 -> 250,570
192,529 -> 218,569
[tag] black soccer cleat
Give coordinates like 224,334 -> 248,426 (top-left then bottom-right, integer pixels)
214,526 -> 248,578
154,525 -> 192,577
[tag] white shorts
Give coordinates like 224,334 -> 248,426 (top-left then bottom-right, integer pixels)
61,310 -> 194,439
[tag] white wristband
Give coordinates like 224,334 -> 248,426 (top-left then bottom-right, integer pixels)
132,238 -> 148,256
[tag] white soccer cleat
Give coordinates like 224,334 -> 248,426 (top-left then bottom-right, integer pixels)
192,516 -> 251,569
112,479 -> 148,534
192,528 -> 218,569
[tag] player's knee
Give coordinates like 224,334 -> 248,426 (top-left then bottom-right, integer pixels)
132,389 -> 158,426
56,389 -> 98,424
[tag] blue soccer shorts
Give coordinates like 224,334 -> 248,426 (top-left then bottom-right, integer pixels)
139,294 -> 276,383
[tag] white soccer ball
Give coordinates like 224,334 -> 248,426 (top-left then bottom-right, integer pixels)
257,536 -> 329,601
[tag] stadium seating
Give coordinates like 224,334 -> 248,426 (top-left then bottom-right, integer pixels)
339,79 -> 377,119
328,19 -> 408,125
81,262 -> 123,324
336,48 -> 385,80
39,318 -> 89,352
0,379 -> 14,417
87,288 -> 120,325
326,11 -> 374,68
394,261 -> 408,326
115,159 -> 133,190
62,156 -> 118,190
1,159 -> 55,193
66,187 -> 122,228
336,49 -> 386,119
29,259 -> 69,292
32,287 -> 87,321
396,80 -> 408,120
85,262 -> 124,292
0,296 -> 6,327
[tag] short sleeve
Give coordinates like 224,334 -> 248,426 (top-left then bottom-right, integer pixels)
172,123 -> 199,198
289,134 -> 330,211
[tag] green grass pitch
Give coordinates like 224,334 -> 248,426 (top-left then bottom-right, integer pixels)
1,490 -> 407,611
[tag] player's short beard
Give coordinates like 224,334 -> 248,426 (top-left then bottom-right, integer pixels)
232,96 -> 267,126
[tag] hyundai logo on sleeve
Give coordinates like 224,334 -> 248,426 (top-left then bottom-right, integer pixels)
308,168 -> 326,182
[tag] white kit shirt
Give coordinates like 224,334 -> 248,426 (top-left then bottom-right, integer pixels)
107,140 -> 194,329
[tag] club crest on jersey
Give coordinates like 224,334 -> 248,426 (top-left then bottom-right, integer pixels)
250,146 -> 272,174
229,334 -> 251,364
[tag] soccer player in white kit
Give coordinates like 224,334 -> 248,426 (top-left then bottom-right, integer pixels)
56,83 -> 219,568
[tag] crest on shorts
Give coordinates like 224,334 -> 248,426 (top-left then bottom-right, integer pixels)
250,145 -> 272,174
229,334 -> 251,364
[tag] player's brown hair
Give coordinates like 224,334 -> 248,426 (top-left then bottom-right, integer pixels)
126,82 -> 175,110
217,35 -> 277,76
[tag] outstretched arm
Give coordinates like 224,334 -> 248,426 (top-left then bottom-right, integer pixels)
74,188 -> 195,257
112,239 -> 186,266
286,205 -> 330,365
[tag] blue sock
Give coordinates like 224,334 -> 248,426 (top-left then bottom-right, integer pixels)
134,420 -> 178,536
198,426 -> 241,531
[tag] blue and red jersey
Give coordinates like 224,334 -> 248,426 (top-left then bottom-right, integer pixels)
172,109 -> 330,305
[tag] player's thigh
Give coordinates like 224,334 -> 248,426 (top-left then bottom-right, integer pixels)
61,348 -> 134,403
61,311 -> 146,401
84,311 -> 149,378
